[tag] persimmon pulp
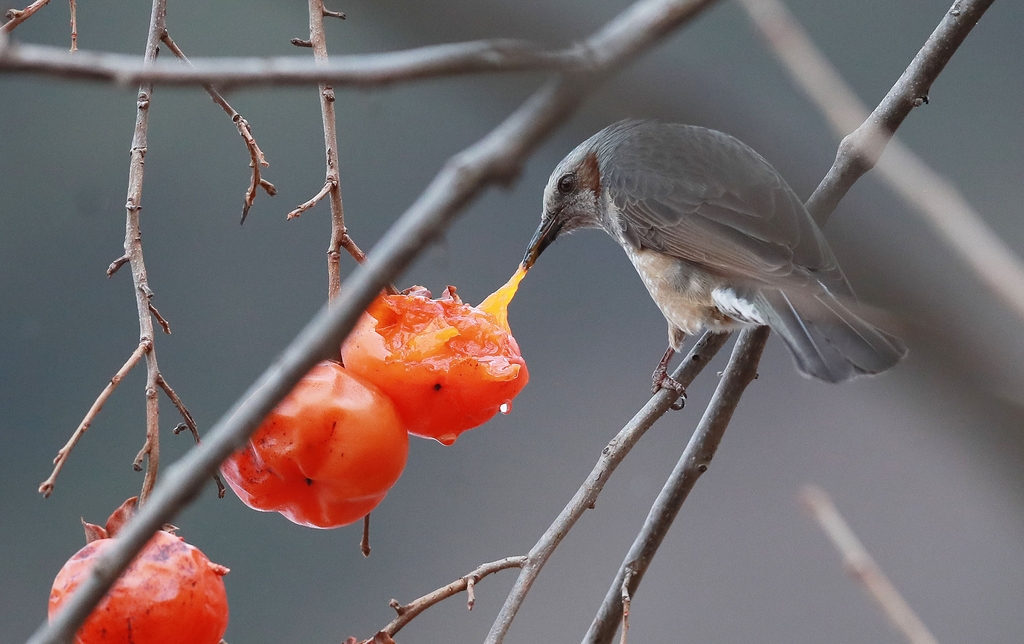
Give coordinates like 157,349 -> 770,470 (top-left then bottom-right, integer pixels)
221,361 -> 409,528
342,268 -> 530,445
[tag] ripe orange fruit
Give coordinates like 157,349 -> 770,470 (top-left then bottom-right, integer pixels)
221,361 -> 409,528
342,268 -> 529,445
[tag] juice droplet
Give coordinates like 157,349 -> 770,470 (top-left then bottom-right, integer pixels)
499,402 -> 511,415
436,433 -> 457,446
477,265 -> 528,332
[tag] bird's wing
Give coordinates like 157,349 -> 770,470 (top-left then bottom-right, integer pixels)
601,122 -> 850,294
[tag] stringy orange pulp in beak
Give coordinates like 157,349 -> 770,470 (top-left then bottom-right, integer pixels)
477,264 -> 528,332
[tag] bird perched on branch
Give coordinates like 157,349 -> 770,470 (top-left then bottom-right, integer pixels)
522,120 -> 906,399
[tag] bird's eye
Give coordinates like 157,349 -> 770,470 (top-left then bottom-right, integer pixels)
557,173 -> 576,194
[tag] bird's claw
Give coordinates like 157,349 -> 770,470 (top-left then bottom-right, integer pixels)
652,368 -> 687,410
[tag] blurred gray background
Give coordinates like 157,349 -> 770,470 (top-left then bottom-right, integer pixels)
2,0 -> 1023,642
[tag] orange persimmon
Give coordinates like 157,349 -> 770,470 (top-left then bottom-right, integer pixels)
220,361 -> 409,528
342,267 -> 529,445
49,499 -> 229,644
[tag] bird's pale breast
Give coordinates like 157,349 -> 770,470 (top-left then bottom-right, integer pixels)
623,246 -> 747,338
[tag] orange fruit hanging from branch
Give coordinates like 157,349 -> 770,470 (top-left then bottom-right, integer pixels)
220,361 -> 409,528
49,498 -> 230,644
342,266 -> 529,445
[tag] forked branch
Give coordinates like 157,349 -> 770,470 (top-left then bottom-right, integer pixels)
38,340 -> 151,498
362,556 -> 527,642
159,31 -> 277,224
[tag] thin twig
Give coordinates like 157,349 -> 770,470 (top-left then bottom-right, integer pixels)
1,0 -> 50,33
371,556 -> 527,641
159,375 -> 226,498
583,328 -> 769,644
38,341 -> 151,498
738,0 -> 1024,323
583,3 -> 993,641
159,31 -> 277,224
287,179 -> 332,220
360,513 -> 371,557
295,0 -> 367,297
29,1 -> 723,641
801,485 -> 940,644
0,38 -> 588,87
485,332 -> 729,644
67,0 -> 75,52
149,302 -> 171,334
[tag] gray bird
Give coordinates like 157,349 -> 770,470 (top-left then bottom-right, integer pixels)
522,120 -> 906,394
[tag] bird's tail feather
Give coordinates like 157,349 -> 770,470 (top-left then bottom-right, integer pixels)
757,289 -> 907,383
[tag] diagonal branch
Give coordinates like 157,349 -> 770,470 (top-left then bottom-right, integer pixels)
159,31 -> 277,224
582,328 -> 769,644
484,331 -> 729,644
2,0 -> 51,34
801,485 -> 940,644
582,2 -> 994,641
739,0 -> 1024,322
1,38 -> 587,87
38,340 -> 151,498
28,0 -> 723,641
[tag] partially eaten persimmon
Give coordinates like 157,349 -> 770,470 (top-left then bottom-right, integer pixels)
342,267 -> 529,445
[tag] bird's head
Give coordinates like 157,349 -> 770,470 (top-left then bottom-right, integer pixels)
522,140 -> 605,270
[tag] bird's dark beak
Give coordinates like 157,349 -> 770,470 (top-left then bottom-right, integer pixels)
522,215 -> 562,271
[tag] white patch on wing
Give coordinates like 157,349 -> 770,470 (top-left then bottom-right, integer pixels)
712,287 -> 767,326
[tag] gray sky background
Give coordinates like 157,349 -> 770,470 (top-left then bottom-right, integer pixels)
2,1 -> 1023,642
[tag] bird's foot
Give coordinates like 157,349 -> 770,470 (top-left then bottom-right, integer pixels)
652,366 -> 687,410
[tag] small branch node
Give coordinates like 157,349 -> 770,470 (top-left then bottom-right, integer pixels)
107,255 -> 130,277
323,8 -> 345,19
389,599 -> 406,616
466,576 -> 477,610
291,38 -> 313,48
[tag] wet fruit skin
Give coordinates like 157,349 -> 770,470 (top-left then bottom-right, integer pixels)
342,282 -> 529,446
49,530 -> 229,644
220,361 -> 409,528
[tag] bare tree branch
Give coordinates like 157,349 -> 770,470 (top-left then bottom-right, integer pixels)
0,38 -> 586,87
739,0 -> 1024,323
299,0 -> 366,298
366,556 -> 527,642
801,485 -> 940,644
792,0 -> 996,225
27,1 -> 723,641
581,3 -> 993,641
582,328 -> 769,644
38,340 -> 151,498
2,0 -> 51,34
159,31 -> 277,223
484,331 -> 728,644
121,0 -> 169,508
